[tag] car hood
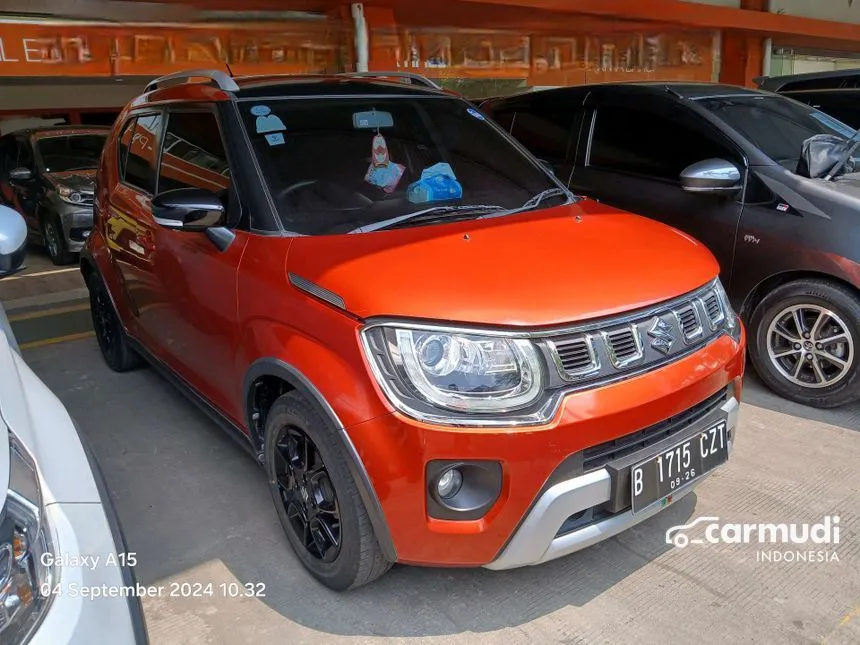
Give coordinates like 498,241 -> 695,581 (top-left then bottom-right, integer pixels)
286,200 -> 720,327
45,168 -> 96,193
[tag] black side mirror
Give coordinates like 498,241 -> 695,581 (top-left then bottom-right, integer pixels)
680,159 -> 742,195
152,188 -> 225,232
8,167 -> 32,182
0,204 -> 27,277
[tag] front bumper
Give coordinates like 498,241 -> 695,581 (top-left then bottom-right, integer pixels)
347,332 -> 745,567
486,395 -> 738,569
58,207 -> 93,252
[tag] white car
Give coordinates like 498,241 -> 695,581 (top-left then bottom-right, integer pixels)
0,205 -> 146,644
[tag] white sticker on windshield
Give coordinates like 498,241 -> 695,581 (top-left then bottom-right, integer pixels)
467,107 -> 486,120
265,132 -> 285,146
251,105 -> 286,134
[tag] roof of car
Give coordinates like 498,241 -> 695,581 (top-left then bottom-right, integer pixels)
486,81 -> 768,105
6,125 -> 111,139
755,68 -> 860,92
231,74 -> 449,98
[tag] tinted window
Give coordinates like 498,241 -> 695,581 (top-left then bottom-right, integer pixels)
118,118 -> 135,180
510,105 -> 579,163
487,106 -> 515,133
0,137 -> 17,176
792,96 -> 860,129
122,114 -> 161,194
158,111 -> 231,196
36,134 -> 106,173
240,97 -> 565,236
16,139 -> 33,170
590,105 -> 734,180
698,95 -> 856,167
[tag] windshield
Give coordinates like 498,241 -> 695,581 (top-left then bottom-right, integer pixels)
698,95 -> 857,170
36,134 -> 106,173
240,96 -> 566,235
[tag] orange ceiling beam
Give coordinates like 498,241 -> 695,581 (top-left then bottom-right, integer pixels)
457,0 -> 860,41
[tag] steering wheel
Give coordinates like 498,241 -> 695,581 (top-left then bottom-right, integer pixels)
274,179 -> 374,210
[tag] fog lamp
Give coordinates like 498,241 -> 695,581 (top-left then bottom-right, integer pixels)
437,468 -> 463,499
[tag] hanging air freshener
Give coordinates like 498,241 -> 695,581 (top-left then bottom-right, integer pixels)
365,132 -> 405,193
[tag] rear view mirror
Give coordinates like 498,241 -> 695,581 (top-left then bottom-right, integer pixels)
152,188 -> 225,232
353,110 -> 394,130
0,204 -> 27,277
680,159 -> 742,195
8,167 -> 32,182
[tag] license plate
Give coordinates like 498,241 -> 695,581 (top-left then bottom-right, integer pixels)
631,420 -> 728,514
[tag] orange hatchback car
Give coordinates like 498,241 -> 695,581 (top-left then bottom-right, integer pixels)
83,70 -> 746,590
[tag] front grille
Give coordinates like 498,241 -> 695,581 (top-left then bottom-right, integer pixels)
553,337 -> 598,375
582,389 -> 727,472
604,326 -> 642,367
701,292 -> 724,328
546,281 -> 727,385
676,304 -> 703,340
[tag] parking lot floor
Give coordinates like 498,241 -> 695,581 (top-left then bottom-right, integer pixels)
19,336 -> 860,645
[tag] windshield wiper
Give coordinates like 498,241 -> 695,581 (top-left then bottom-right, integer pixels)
479,187 -> 571,220
349,204 -> 505,234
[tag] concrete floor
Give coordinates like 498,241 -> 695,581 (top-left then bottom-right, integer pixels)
22,337 -> 860,645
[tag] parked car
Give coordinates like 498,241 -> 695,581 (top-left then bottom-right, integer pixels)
85,69 -> 745,590
755,69 -> 860,129
0,205 -> 146,644
481,82 -> 860,408
0,126 -> 110,265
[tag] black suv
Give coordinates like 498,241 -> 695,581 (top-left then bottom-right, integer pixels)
0,126 -> 109,264
481,82 -> 860,408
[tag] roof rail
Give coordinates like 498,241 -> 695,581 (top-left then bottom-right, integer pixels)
144,69 -> 240,94
338,71 -> 441,90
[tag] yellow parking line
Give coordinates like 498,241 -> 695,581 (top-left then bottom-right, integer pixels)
3,267 -> 78,281
19,331 -> 95,351
9,303 -> 90,322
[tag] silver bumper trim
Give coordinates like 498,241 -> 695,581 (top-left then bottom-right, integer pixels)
485,396 -> 739,570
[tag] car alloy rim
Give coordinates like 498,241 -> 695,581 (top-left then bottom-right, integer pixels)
272,426 -> 341,562
766,304 -> 855,389
92,290 -> 115,353
45,222 -> 59,258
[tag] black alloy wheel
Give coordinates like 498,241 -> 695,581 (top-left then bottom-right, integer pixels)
272,426 -> 342,563
87,273 -> 141,372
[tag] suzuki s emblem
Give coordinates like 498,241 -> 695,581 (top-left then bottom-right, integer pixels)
648,317 -> 675,355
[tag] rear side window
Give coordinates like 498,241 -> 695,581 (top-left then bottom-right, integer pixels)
158,111 -> 231,196
121,114 -> 162,194
510,106 -> 579,163
590,105 -> 730,181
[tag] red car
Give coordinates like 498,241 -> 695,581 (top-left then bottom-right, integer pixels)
83,70 -> 746,590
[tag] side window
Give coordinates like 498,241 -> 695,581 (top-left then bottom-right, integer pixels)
589,105 -> 732,181
510,106 -> 577,163
488,107 -> 515,133
157,111 -> 231,197
118,118 -> 136,180
122,113 -> 162,194
0,137 -> 17,176
16,138 -> 33,170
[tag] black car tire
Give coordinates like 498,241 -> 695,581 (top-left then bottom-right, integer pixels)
87,273 -> 141,372
42,213 -> 74,265
264,391 -> 392,590
749,279 -> 860,408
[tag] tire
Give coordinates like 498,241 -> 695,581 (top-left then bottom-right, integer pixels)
749,279 -> 860,408
42,213 -> 74,265
87,273 -> 141,372
264,391 -> 392,590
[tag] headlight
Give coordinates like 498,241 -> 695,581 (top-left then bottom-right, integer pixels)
57,186 -> 84,204
714,279 -> 742,341
361,324 -> 546,425
0,430 -> 55,644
